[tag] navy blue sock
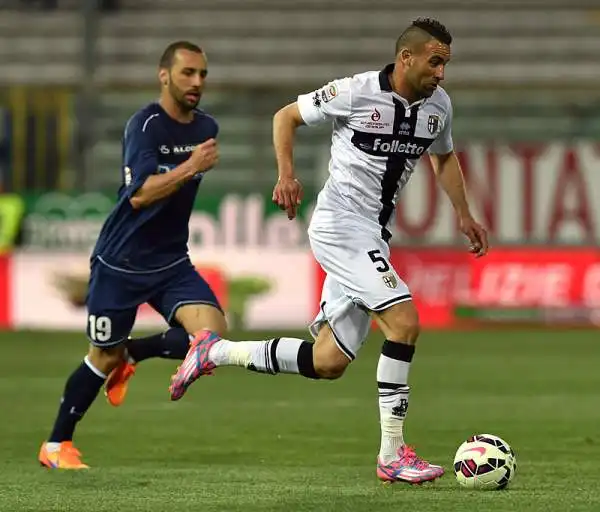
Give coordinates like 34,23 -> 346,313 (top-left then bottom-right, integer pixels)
48,358 -> 105,443
126,328 -> 191,363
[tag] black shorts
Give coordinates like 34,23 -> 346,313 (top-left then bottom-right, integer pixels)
85,257 -> 221,347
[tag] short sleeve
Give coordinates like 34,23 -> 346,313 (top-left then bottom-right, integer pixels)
428,101 -> 454,155
296,77 -> 352,126
122,113 -> 159,198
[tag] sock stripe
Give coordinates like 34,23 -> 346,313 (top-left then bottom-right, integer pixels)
381,340 -> 415,362
377,381 -> 407,390
264,342 -> 272,374
378,389 -> 410,398
270,338 -> 280,374
297,341 -> 320,379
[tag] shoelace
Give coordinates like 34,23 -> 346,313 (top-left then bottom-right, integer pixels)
395,446 -> 430,470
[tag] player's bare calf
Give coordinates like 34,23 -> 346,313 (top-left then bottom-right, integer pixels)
312,324 -> 351,379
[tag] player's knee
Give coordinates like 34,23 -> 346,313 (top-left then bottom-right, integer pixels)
87,344 -> 125,374
389,315 -> 420,344
313,346 -> 350,379
314,359 -> 348,379
378,302 -> 421,345
176,304 -> 228,337
389,314 -> 420,345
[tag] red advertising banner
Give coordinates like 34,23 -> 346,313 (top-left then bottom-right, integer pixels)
391,143 -> 600,245
313,248 -> 600,327
0,254 -> 10,328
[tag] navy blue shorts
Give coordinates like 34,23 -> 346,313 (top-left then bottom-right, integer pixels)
85,257 -> 222,347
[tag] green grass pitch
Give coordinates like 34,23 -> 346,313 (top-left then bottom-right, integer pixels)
0,329 -> 599,511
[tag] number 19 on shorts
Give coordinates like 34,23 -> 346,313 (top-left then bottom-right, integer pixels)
88,314 -> 112,343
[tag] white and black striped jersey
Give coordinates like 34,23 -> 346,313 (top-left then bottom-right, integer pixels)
297,63 -> 453,241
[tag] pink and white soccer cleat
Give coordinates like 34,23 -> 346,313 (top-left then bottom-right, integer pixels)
169,329 -> 220,401
377,445 -> 445,484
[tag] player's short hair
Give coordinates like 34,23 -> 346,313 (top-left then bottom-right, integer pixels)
395,18 -> 452,55
159,41 -> 204,69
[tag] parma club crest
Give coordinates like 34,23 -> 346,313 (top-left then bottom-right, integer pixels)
427,114 -> 441,135
382,273 -> 398,289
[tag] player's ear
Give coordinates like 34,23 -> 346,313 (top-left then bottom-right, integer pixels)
158,68 -> 169,87
398,47 -> 413,67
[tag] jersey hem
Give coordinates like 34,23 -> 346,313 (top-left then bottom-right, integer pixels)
96,255 -> 189,275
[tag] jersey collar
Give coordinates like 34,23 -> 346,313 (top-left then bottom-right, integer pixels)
378,63 -> 427,109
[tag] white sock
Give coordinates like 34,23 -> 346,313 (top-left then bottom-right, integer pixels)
208,337 -> 304,374
45,442 -> 61,453
377,344 -> 414,465
378,383 -> 410,464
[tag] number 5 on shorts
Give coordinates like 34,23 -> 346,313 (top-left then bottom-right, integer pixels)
367,249 -> 390,273
88,314 -> 112,342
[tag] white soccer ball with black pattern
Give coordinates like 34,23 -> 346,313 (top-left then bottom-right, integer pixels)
453,434 -> 517,490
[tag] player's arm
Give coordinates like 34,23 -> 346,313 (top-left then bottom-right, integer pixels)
130,139 -> 217,209
429,151 -> 471,219
272,78 -> 352,219
428,100 -> 488,256
123,115 -> 218,209
273,102 -> 305,182
429,151 -> 488,257
272,103 -> 305,218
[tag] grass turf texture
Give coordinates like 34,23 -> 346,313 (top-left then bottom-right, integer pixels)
0,329 -> 599,512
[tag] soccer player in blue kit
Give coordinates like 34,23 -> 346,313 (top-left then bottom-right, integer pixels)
38,41 -> 227,469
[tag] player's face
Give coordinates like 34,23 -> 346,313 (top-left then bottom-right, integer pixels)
166,49 -> 208,111
403,40 -> 451,99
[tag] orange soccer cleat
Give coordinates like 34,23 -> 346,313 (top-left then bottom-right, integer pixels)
104,361 -> 137,407
38,441 -> 89,470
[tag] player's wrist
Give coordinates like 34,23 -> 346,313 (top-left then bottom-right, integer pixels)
455,207 -> 473,221
277,169 -> 296,181
181,159 -> 201,179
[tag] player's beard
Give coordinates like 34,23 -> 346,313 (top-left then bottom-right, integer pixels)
406,68 -> 437,100
169,82 -> 200,112
420,84 -> 436,98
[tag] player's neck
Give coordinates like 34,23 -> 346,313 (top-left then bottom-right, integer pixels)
159,97 -> 194,124
389,71 -> 420,105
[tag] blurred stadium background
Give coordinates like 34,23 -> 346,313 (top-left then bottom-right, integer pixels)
0,1 -> 599,511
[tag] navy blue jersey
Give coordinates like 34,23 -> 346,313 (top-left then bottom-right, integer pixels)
92,102 -> 218,271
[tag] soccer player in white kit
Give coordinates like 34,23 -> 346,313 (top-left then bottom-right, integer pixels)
170,18 -> 488,484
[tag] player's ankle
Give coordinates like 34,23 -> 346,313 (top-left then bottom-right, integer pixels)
45,442 -> 62,453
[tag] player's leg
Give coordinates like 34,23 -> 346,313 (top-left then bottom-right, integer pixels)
143,260 -> 227,395
104,264 -> 225,407
124,293 -> 227,365
105,327 -> 196,407
169,274 -> 372,400
124,270 -> 228,365
40,336 -> 134,469
104,261 -> 226,408
174,303 -> 228,336
150,258 -> 228,340
371,299 -> 419,460
170,320 -> 357,402
372,300 -> 446,482
111,302 -> 226,394
309,229 -> 443,483
125,329 -> 195,363
39,261 -> 137,469
349,242 -> 443,483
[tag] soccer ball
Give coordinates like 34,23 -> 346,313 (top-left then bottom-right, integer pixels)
453,434 -> 517,490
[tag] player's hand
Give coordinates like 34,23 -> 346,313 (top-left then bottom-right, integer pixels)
273,176 -> 303,220
190,138 -> 219,172
459,215 -> 489,258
